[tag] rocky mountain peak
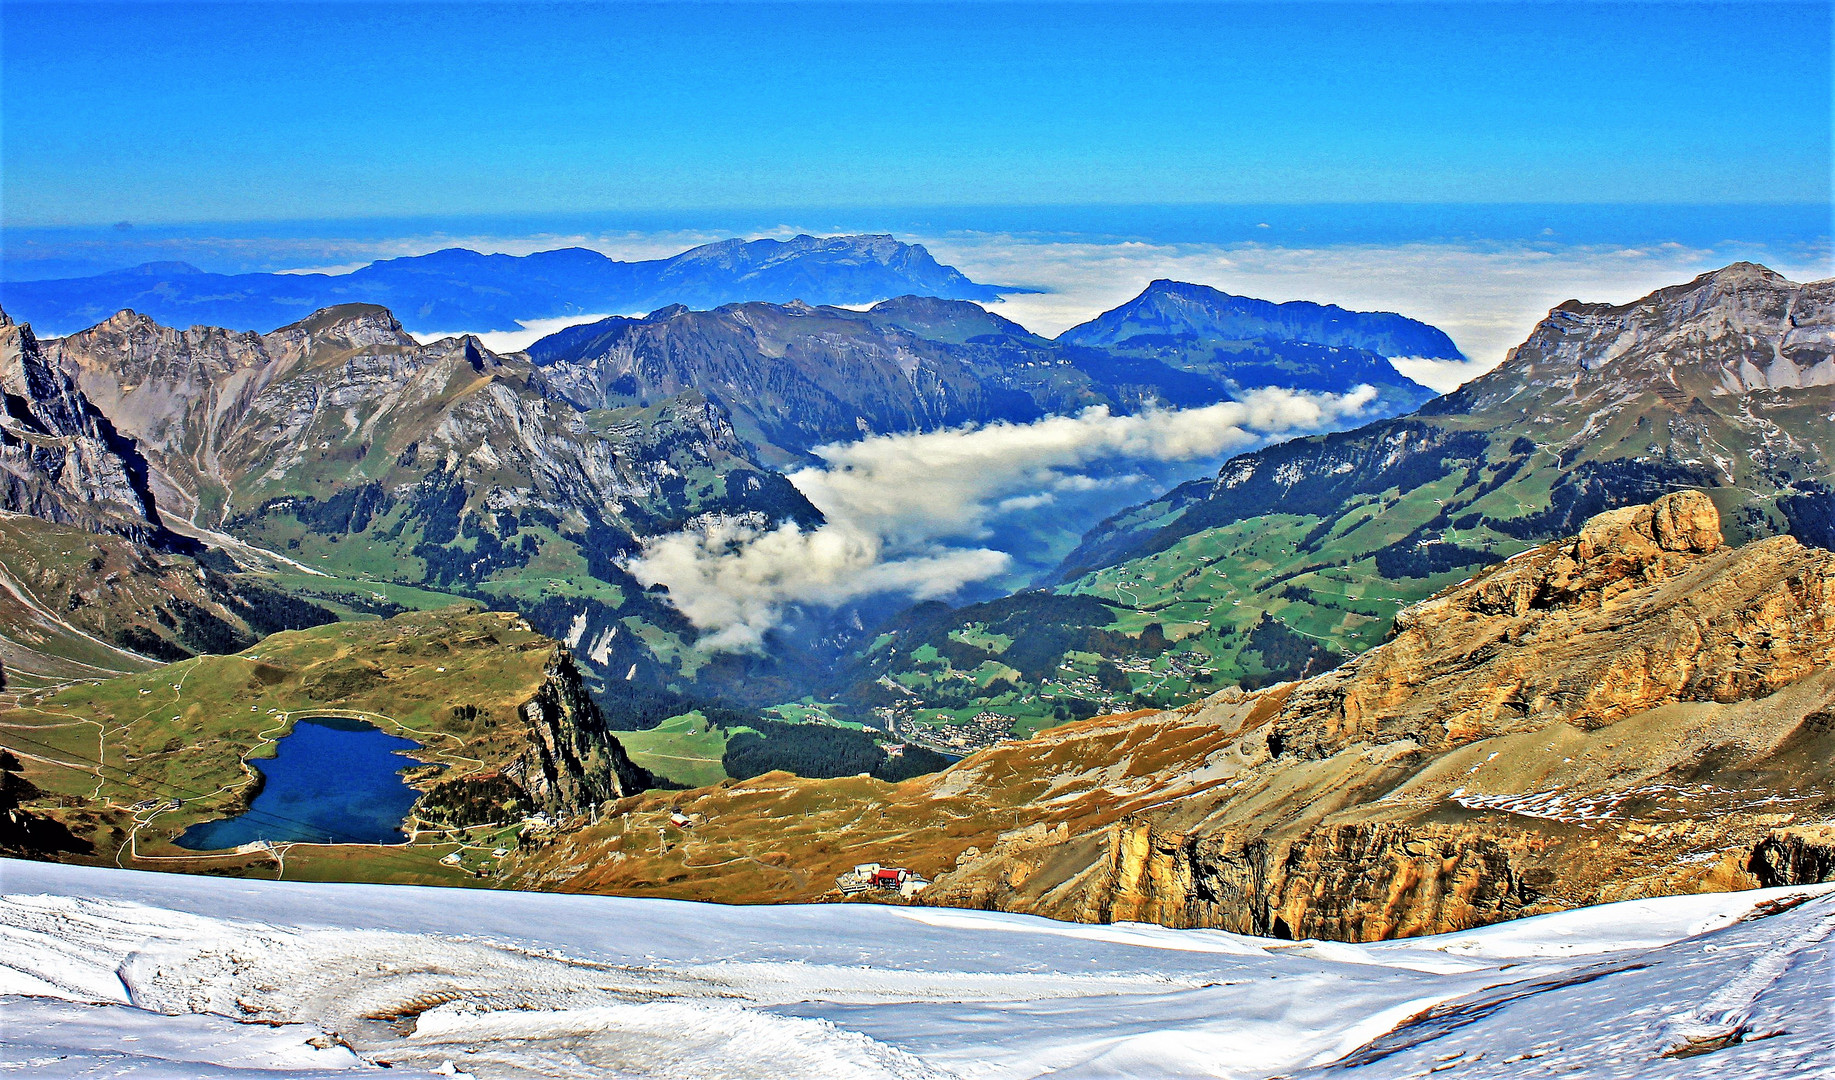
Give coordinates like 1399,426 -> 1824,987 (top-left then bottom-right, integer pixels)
98,309 -> 159,333
1059,279 -> 1464,361
864,295 -> 1041,344
275,303 -> 416,349
1692,260 -> 1788,289
1,317 -> 71,423
0,313 -> 164,537
1444,262 -> 1832,410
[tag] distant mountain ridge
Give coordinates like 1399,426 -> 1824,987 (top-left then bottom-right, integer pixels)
1059,278 -> 1464,359
524,290 -> 1436,463
1055,279 -> 1442,415
0,234 -> 1023,337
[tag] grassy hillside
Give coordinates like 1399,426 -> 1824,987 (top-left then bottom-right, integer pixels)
0,514 -> 347,692
0,607 -> 590,883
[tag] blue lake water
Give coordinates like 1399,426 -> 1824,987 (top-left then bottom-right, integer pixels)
177,717 -> 428,850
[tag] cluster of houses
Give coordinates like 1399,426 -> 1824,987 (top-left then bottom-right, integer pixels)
835,862 -> 930,899
888,709 -> 1019,755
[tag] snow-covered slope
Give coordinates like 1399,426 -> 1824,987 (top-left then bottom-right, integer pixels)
0,860 -> 1829,1079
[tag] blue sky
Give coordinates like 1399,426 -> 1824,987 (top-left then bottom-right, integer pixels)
4,1 -> 1829,226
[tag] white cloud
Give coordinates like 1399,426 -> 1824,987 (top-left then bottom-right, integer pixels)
414,312 -> 624,354
626,386 -> 1377,651
911,234 -> 1834,393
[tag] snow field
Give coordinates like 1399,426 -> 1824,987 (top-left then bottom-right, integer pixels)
0,859 -> 1830,1079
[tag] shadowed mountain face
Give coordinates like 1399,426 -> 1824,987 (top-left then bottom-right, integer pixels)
1056,279 -> 1441,417
526,292 -> 1432,463
0,308 -> 167,542
0,234 -> 1022,337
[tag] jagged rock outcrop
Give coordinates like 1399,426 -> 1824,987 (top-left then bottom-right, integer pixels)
1442,261 -> 1834,406
1746,822 -> 1835,887
0,308 -> 165,539
505,648 -> 655,816
1268,490 -> 1831,757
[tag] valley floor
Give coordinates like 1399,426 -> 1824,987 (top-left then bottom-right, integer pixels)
0,860 -> 1829,1079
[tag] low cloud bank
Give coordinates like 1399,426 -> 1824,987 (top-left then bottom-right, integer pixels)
917,235 -> 1832,392
415,313 -> 621,354
626,386 -> 1376,651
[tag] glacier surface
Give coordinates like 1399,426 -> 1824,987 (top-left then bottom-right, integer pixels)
0,859 -> 1829,1079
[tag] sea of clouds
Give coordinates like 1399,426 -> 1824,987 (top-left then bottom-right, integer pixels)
915,232 -> 1832,392
626,387 -> 1377,651
397,229 -> 1832,387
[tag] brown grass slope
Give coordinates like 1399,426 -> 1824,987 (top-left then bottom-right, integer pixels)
509,492 -> 1835,941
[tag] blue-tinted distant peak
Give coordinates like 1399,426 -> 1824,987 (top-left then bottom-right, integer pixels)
0,234 -> 1024,337
1065,279 -> 1465,361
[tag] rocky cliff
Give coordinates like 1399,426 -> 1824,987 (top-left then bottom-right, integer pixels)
506,647 -> 656,816
0,308 -> 166,540
510,493 -> 1835,940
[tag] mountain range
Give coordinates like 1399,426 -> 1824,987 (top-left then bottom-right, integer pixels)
0,254 -> 1829,956
0,266 -> 1449,719
0,234 -> 1022,337
528,288 -> 1439,463
849,263 -> 1834,735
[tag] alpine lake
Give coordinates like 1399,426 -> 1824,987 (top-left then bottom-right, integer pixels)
177,716 -> 430,850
